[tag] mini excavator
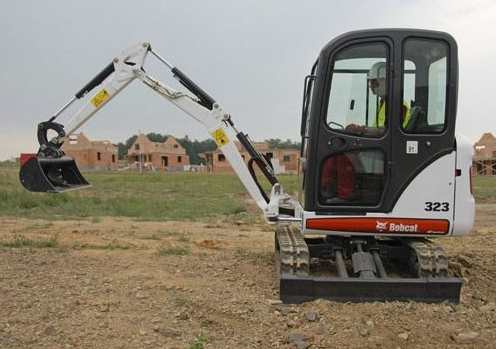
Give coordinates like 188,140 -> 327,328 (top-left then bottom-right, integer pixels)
20,29 -> 475,303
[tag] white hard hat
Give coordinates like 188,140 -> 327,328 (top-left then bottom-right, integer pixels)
367,62 -> 386,80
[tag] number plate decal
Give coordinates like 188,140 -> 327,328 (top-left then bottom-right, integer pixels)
425,202 -> 450,212
406,140 -> 418,154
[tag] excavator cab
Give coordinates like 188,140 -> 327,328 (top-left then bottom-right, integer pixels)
300,29 -> 458,215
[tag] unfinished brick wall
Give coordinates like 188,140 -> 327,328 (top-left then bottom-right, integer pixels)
473,132 -> 496,175
62,133 -> 118,170
127,134 -> 190,170
201,141 -> 299,174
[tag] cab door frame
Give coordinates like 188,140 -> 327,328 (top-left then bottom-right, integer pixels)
302,29 -> 458,215
304,34 -> 395,213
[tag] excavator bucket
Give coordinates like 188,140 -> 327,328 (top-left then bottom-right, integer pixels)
19,156 -> 90,193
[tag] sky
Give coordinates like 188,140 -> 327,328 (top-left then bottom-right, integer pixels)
0,0 -> 495,160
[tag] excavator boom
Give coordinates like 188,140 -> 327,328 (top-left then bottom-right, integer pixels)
19,43 -> 289,218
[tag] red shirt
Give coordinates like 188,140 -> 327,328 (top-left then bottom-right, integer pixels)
321,155 -> 356,200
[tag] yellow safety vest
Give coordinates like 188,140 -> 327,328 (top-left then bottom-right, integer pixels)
373,100 -> 411,128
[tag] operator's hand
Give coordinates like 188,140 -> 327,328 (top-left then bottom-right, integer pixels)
345,123 -> 366,135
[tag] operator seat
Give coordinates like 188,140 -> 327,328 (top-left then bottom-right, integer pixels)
403,106 -> 425,132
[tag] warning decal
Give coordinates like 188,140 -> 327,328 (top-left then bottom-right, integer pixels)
91,89 -> 110,108
211,128 -> 229,147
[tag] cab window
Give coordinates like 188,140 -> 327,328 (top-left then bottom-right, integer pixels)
326,43 -> 389,137
402,39 -> 449,133
319,150 -> 385,206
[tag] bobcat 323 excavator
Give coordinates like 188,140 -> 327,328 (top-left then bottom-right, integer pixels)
20,29 -> 475,303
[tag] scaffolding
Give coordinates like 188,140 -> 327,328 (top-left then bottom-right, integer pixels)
473,158 -> 496,176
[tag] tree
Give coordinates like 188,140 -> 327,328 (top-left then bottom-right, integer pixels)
118,134 -> 137,159
146,133 -> 168,143
266,138 -> 301,150
177,136 -> 217,165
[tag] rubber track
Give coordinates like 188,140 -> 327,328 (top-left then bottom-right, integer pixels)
408,239 -> 449,277
276,225 -> 309,276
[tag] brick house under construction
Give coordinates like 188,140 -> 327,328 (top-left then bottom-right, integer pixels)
61,132 -> 118,170
200,141 -> 299,174
127,133 -> 189,171
473,132 -> 496,175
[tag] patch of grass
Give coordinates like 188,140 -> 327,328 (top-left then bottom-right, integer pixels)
173,298 -> 188,307
473,175 -> 496,200
157,246 -> 189,256
188,332 -> 208,349
229,203 -> 247,215
23,222 -> 55,230
1,234 -> 59,249
1,169 -> 301,222
234,247 -> 273,264
156,230 -> 190,242
177,234 -> 190,243
141,234 -> 161,240
72,242 -> 132,250
199,319 -> 214,328
127,230 -> 136,237
157,230 -> 183,237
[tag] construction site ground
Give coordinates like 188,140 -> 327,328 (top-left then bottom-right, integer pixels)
1,201 -> 495,349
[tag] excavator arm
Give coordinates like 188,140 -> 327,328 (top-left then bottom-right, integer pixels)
20,43 -> 296,220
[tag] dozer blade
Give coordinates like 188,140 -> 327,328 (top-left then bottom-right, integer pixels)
280,275 -> 462,304
19,156 -> 91,193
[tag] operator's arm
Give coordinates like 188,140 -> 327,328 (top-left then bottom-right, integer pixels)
344,124 -> 383,136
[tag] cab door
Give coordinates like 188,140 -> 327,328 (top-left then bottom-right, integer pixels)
303,30 -> 457,214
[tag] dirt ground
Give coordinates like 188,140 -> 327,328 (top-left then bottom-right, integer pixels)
1,203 -> 495,349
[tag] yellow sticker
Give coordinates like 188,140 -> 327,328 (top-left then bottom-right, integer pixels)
91,89 -> 110,108
211,128 -> 229,147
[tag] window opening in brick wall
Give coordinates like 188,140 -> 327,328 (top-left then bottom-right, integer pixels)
69,134 -> 78,145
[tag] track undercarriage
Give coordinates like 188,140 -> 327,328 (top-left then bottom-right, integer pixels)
275,225 -> 461,304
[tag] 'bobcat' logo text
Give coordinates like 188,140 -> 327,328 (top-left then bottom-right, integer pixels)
376,220 -> 419,233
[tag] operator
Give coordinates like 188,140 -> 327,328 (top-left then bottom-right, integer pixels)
346,62 -> 411,133
368,61 -> 411,128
